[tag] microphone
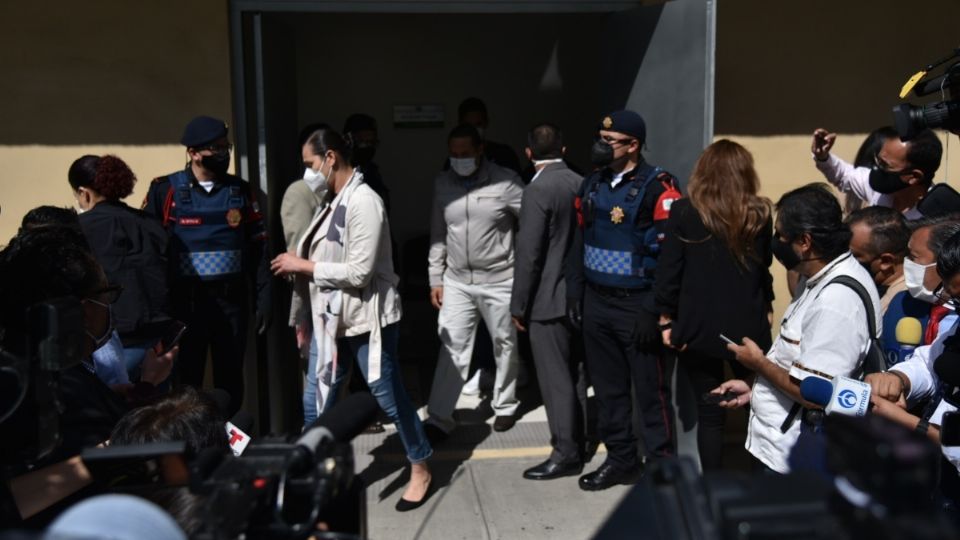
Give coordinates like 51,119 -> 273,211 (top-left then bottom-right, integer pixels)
225,410 -> 254,456
295,392 -> 379,460
893,317 -> 923,365
800,375 -> 872,417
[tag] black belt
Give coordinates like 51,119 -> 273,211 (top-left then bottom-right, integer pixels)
587,282 -> 648,298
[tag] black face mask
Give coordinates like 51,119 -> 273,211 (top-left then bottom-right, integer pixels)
590,140 -> 614,167
201,151 -> 231,176
771,237 -> 802,270
868,168 -> 909,194
352,145 -> 377,166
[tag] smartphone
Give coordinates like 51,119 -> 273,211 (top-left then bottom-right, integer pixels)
154,320 -> 187,355
719,333 -> 736,346
702,391 -> 740,405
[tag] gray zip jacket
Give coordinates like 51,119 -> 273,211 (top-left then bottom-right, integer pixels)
428,159 -> 524,287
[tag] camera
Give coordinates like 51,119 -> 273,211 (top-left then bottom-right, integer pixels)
0,297 -> 85,469
597,414 -> 958,540
893,48 -> 960,140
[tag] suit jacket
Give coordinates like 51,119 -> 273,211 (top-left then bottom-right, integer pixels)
510,162 -> 582,321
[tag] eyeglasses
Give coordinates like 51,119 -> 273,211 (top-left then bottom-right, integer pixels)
934,282 -> 956,304
198,143 -> 233,154
873,153 -> 910,175
82,284 -> 124,306
598,135 -> 635,146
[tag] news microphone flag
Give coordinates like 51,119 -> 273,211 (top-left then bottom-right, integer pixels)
800,375 -> 872,417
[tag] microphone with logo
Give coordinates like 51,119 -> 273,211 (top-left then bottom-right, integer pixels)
800,375 -> 872,417
892,317 -> 923,366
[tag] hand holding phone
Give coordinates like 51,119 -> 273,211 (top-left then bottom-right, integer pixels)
719,333 -> 736,346
154,320 -> 187,356
702,391 -> 740,405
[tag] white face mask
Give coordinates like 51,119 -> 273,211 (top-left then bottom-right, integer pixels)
904,258 -> 939,303
303,158 -> 329,193
449,157 -> 478,177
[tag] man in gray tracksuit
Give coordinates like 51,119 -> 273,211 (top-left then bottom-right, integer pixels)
426,123 -> 525,436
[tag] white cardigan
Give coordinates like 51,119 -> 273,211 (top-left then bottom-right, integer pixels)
290,180 -> 402,338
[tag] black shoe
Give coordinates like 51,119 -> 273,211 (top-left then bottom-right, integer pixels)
423,423 -> 449,446
395,482 -> 435,512
578,462 -> 642,491
493,414 -> 518,432
523,459 -> 583,480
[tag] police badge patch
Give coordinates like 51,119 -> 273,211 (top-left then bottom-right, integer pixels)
610,206 -> 624,224
226,208 -> 242,228
602,116 -> 613,129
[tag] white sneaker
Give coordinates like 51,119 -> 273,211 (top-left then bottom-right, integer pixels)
462,370 -> 482,396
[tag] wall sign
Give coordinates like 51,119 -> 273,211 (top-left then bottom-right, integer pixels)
393,104 -> 444,128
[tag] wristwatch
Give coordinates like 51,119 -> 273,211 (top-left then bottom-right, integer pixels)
657,321 -> 672,331
916,418 -> 930,435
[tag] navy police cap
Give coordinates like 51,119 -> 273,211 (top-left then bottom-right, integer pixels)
598,110 -> 646,143
181,116 -> 229,148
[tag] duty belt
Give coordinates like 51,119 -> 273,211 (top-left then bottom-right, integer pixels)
587,282 -> 648,298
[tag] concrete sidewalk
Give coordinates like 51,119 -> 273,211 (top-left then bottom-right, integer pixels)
353,416 -> 630,540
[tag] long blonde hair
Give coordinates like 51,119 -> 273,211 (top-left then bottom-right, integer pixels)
687,139 -> 771,268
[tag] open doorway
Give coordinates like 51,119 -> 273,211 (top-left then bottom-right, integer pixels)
230,0 -> 715,435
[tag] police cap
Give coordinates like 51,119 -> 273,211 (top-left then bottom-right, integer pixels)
598,110 -> 646,143
181,116 -> 229,148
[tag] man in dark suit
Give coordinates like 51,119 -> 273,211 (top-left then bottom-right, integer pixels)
511,123 -> 588,479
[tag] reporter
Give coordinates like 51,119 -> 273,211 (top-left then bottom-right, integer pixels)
271,126 -> 432,511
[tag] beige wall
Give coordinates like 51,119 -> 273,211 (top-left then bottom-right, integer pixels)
3,0 -> 960,325
723,131 -> 960,323
0,0 -> 232,242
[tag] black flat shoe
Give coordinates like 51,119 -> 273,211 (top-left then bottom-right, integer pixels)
395,482 -> 434,512
578,462 -> 642,491
493,414 -> 518,432
523,459 -> 583,480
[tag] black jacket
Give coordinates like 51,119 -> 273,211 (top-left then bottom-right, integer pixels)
653,198 -> 774,359
79,201 -> 170,343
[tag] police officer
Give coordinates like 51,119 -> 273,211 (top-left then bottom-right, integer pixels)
567,110 -> 681,491
143,116 -> 270,414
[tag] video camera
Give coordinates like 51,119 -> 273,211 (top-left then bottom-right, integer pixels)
597,414 -> 958,540
81,392 -> 378,540
893,47 -> 960,140
0,297 -> 85,469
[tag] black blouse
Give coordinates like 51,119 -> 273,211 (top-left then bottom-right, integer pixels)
654,198 -> 774,359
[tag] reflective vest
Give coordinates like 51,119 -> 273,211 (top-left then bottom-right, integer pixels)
168,171 -> 246,280
582,165 -> 678,289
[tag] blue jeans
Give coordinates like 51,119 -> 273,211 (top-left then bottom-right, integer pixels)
304,337 -> 319,428
324,323 -> 432,464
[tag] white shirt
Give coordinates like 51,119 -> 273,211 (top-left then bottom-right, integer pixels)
197,179 -> 215,193
892,314 -> 960,403
746,253 -> 881,473
814,154 -> 924,220
609,170 -> 628,189
530,159 -> 564,183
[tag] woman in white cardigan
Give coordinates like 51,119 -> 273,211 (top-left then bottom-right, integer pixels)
271,127 -> 432,511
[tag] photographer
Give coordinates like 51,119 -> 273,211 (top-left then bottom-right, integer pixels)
713,184 -> 880,474
811,126 -> 942,219
0,226 -> 176,525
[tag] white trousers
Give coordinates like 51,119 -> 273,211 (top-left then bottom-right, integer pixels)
427,276 -> 520,432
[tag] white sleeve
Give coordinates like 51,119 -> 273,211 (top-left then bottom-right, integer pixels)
893,315 -> 960,402
814,154 -> 878,204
